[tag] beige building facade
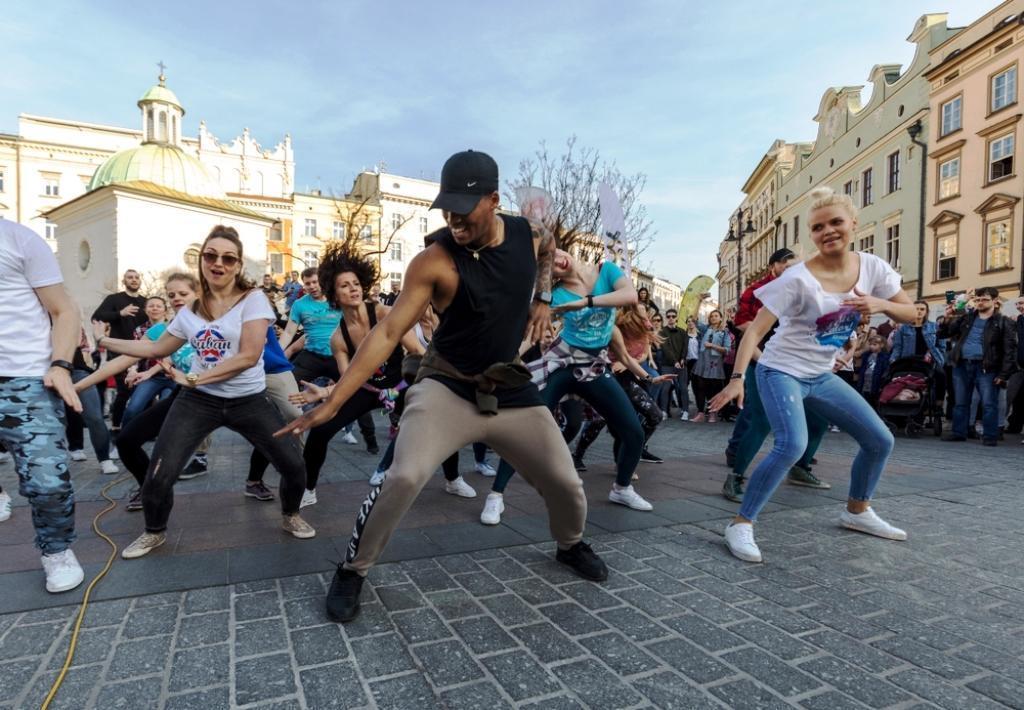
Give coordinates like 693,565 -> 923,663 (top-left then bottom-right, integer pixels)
923,1 -> 1024,303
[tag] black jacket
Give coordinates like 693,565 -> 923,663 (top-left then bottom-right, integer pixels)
92,292 -> 148,341
938,310 -> 1017,380
659,326 -> 687,365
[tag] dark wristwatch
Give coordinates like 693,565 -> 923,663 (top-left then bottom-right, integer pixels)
587,295 -> 595,309
50,360 -> 74,374
730,372 -> 744,381
534,290 -> 552,305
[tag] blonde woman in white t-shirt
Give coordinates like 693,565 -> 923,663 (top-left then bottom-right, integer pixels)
710,187 -> 917,564
96,225 -> 316,559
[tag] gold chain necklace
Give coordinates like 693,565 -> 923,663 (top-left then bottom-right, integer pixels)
463,219 -> 503,260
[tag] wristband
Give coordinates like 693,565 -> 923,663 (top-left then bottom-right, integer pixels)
587,295 -> 594,309
730,372 -> 744,380
49,359 -> 74,374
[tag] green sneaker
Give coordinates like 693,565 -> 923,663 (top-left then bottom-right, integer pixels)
722,474 -> 744,503
787,464 -> 831,489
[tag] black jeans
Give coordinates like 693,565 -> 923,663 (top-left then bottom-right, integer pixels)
110,371 -> 131,428
142,389 -> 306,532
290,349 -> 376,445
304,388 -> 382,490
117,394 -> 177,487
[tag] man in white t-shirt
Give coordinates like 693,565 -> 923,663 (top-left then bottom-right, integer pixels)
0,218 -> 86,593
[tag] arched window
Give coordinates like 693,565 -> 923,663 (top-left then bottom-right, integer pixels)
171,114 -> 178,144
233,168 -> 243,191
146,109 -> 154,142
158,110 -> 168,143
254,172 -> 264,195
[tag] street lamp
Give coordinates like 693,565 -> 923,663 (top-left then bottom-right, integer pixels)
724,208 -> 756,302
906,119 -> 926,299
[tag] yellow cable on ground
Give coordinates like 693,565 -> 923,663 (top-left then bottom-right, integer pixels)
41,474 -> 130,710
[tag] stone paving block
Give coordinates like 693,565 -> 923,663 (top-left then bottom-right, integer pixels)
233,590 -> 281,621
506,577 -> 566,606
375,582 -> 427,612
559,581 -> 623,611
646,637 -> 734,684
350,633 -> 417,678
479,593 -> 542,626
721,646 -> 822,697
299,661 -> 368,709
122,605 -> 178,639
425,589 -> 485,620
662,613 -> 744,652
106,634 -> 173,680
93,677 -> 162,710
234,578 -> 277,594
868,612 -> 966,651
597,606 -> 670,642
517,696 -> 586,710
727,619 -> 816,661
234,651 -> 296,705
0,659 -> 38,703
632,670 -> 722,709
511,622 -> 585,664
412,638 -> 485,687
163,687 -> 231,710
708,678 -> 793,710
675,591 -> 751,624
280,573 -> 326,599
439,680 -> 513,710
0,621 -> 65,659
799,655 -> 913,707
798,603 -> 880,640
579,631 -> 662,676
47,625 -> 117,669
481,649 -> 563,701
338,600 -> 394,638
537,601 -> 608,636
391,607 -> 452,644
404,564 -> 459,592
176,610 -> 229,648
552,657 -> 644,709
169,643 -> 229,692
282,595 -> 324,630
17,606 -> 72,625
235,616 -> 288,658
452,569 -> 506,596
888,668 -> 1008,710
802,628 -> 905,674
954,643 -> 1024,684
872,635 -> 982,680
21,666 -> 102,710
798,689 -> 867,709
435,553 -> 482,575
477,556 -> 533,581
291,624 -> 349,666
370,673 -> 443,710
616,584 -> 687,618
451,615 -> 518,654
79,598 -> 132,628
630,568 -> 693,596
183,586 -> 231,614
966,673 -> 1024,709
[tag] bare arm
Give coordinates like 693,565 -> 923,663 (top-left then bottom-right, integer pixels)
610,328 -> 650,380
708,308 -> 778,412
525,217 -> 555,343
284,333 -> 305,359
331,328 -> 351,376
278,319 -> 299,350
169,319 -> 270,388
35,284 -> 82,411
74,354 -> 141,392
552,273 -> 639,313
842,288 -> 916,325
100,331 -> 184,360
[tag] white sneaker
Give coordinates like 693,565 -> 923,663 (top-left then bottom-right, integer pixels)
122,532 -> 166,559
608,485 -> 654,511
41,549 -> 84,593
70,450 -> 87,462
839,507 -> 907,541
300,489 -> 318,508
480,493 -> 504,525
369,469 -> 387,487
474,461 -> 497,477
342,431 -> 358,445
0,491 -> 11,522
724,522 -> 762,563
445,476 -> 477,498
680,411 -> 689,421
100,459 -> 119,475
829,425 -> 841,433
109,446 -> 119,460
0,451 -> 11,464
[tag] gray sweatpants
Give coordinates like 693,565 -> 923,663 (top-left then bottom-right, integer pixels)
343,378 -> 587,574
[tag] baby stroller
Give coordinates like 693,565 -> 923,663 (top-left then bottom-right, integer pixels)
876,357 -> 942,437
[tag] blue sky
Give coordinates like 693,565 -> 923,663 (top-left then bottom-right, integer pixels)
2,0 -> 988,287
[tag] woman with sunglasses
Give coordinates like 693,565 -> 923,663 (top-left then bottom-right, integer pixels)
95,225 -> 315,558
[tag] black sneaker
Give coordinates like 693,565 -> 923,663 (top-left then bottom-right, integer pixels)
787,464 -> 831,489
126,488 -> 143,512
179,457 -> 208,480
556,541 -> 608,582
326,566 -> 365,622
639,449 -> 663,464
941,433 -> 966,442
722,474 -> 744,503
572,455 -> 587,472
365,438 -> 380,456
725,448 -> 736,468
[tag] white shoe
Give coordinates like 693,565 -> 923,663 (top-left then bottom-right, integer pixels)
70,450 -> 87,462
41,549 -> 84,593
122,532 -> 166,560
839,507 -> 907,541
724,522 -> 762,563
0,491 -> 11,522
445,476 -> 477,498
480,493 -> 504,525
474,461 -> 497,477
0,451 -> 11,464
100,459 -> 119,475
680,411 -> 689,421
342,431 -> 358,445
369,469 -> 387,487
300,489 -> 318,508
608,485 -> 653,511
109,446 -> 119,460
829,425 -> 841,433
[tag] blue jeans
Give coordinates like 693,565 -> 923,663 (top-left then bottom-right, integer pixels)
0,377 -> 76,554
952,360 -> 998,441
739,365 -> 894,522
658,365 -> 687,413
122,374 -> 176,425
68,369 -> 111,461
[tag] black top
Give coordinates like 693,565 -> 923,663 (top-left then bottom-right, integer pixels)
913,326 -> 927,358
428,214 -> 542,408
92,292 -> 148,341
338,303 -> 402,389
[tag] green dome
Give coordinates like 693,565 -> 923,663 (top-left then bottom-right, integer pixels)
138,84 -> 183,112
88,143 -> 225,197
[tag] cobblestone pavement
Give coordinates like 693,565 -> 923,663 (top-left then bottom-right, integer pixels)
1,420 -> 1023,709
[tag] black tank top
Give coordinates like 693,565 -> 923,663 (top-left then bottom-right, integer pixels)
338,303 -> 402,389
428,214 -> 542,408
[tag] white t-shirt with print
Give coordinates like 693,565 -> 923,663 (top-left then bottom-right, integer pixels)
755,253 -> 902,379
0,220 -> 64,377
167,290 -> 274,398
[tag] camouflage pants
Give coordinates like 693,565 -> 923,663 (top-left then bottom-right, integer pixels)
0,377 -> 76,554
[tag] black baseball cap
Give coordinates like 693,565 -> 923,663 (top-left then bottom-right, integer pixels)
430,150 -> 499,214
769,248 -> 796,265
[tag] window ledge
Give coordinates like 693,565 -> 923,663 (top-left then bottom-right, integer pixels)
937,127 -> 963,141
984,174 -> 1017,188
981,266 -> 1015,274
934,194 -> 961,205
932,275 -> 959,284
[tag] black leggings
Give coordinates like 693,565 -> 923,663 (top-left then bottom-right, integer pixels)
693,375 -> 725,414
304,388 -> 383,491
559,398 -> 585,444
117,394 -> 178,487
574,373 -> 662,460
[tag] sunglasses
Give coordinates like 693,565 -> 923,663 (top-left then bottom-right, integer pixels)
202,251 -> 240,268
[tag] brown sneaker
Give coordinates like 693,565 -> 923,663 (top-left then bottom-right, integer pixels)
121,532 -> 166,559
282,514 -> 316,539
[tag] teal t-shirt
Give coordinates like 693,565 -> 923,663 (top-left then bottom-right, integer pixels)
145,321 -> 195,373
289,295 -> 342,357
554,261 -> 626,349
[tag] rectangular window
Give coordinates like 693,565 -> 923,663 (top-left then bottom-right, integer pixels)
389,271 -> 402,292
937,233 -> 957,279
985,220 -> 1012,271
989,134 -> 1015,182
360,224 -> 373,242
843,180 -> 853,198
332,220 -> 345,239
938,157 -> 960,199
45,221 -> 56,241
793,215 -> 799,242
270,253 -> 284,274
886,151 -> 900,193
391,213 -> 403,231
43,176 -> 60,197
781,222 -> 788,247
886,224 -> 900,269
940,96 -> 962,136
0,168 -> 6,193
303,218 -> 317,237
861,168 -> 873,206
992,66 -> 1017,112
303,250 -> 318,268
390,241 -> 403,261
419,216 -> 428,234
858,234 -> 875,254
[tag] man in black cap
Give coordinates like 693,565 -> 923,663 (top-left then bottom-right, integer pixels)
278,150 -> 607,623
721,248 -> 832,502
